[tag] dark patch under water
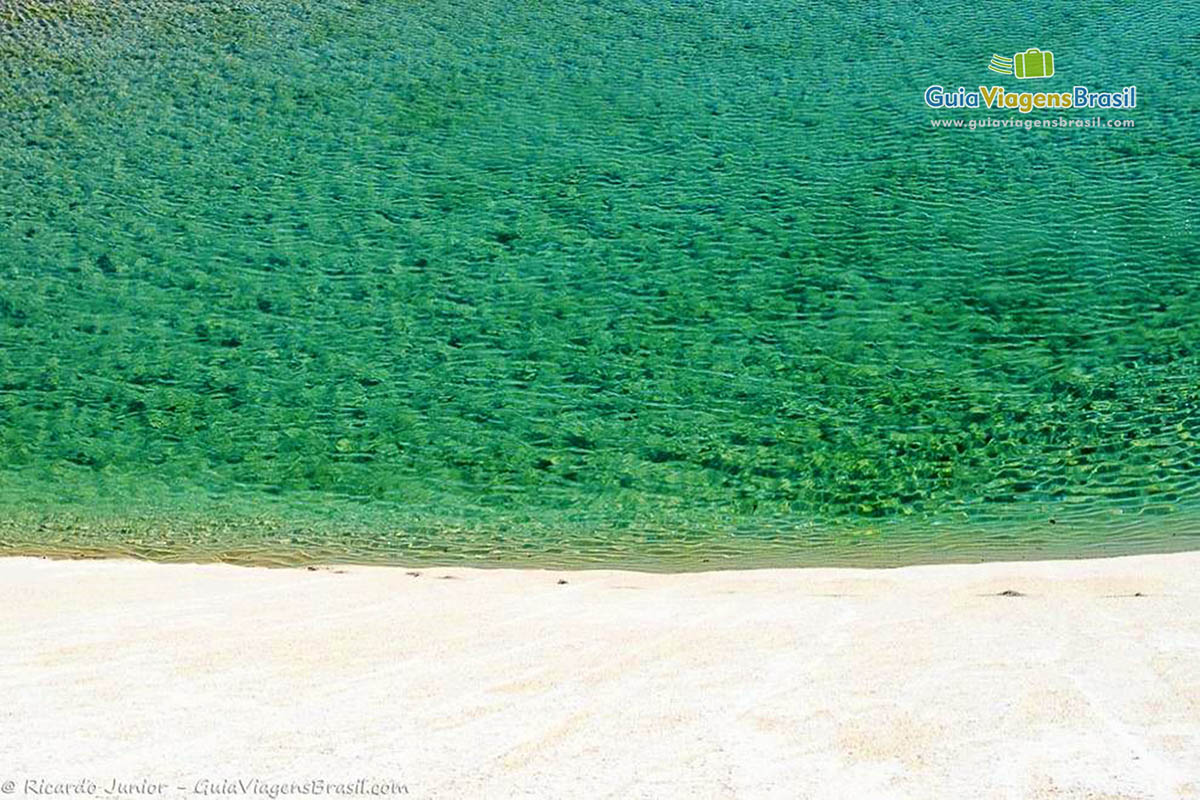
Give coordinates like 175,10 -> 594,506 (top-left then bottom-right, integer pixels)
0,0 -> 1198,567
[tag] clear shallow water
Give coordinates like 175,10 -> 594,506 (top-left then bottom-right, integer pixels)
1,0 -> 1198,569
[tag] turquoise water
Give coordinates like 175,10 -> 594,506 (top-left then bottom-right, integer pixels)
1,0 -> 1198,568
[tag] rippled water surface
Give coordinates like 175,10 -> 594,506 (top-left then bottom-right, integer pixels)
1,1 -> 1197,568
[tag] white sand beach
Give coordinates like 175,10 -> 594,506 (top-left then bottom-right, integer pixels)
2,552 -> 1198,800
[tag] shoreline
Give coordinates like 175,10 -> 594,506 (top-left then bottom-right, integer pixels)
3,551 -> 1199,798
5,539 -> 1200,573
5,492 -> 1199,574
3,510 -> 1199,572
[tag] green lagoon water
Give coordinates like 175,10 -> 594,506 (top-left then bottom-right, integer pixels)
1,0 -> 1198,568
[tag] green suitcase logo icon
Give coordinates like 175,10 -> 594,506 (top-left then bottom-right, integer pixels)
1013,48 -> 1054,79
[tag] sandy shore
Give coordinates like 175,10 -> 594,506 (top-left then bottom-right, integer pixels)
2,552 -> 1198,799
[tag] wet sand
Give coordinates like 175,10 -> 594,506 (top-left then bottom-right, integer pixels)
2,552 -> 1198,799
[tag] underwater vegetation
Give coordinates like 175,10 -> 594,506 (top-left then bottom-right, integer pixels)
1,0 -> 1198,566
